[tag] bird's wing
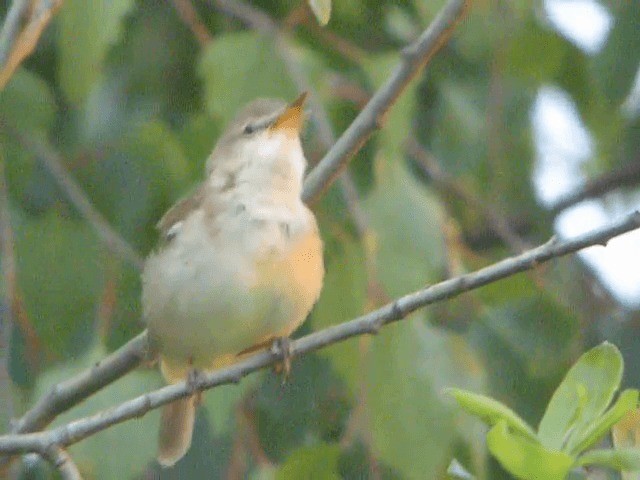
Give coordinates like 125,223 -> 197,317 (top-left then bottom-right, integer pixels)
157,184 -> 207,240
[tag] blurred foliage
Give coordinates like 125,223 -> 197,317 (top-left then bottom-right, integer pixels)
0,0 -> 638,479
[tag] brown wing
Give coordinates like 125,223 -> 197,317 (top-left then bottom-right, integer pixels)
157,184 -> 207,239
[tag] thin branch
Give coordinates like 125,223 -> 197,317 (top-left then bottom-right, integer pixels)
170,0 -> 212,47
0,211 -> 639,454
0,0 -> 64,90
0,332 -> 148,470
212,0 -> 274,32
550,158 -> 640,214
0,0 -> 30,68
9,331 -> 148,436
0,151 -> 16,426
407,138 -> 531,253
8,129 -> 144,271
301,0 -> 469,204
42,445 -> 82,480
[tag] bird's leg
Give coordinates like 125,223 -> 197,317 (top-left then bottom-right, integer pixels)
186,357 -> 204,406
270,336 -> 293,382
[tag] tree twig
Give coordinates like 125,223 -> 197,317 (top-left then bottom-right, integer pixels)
0,152 -> 16,426
170,0 -> 212,47
550,158 -> 640,215
0,211 -> 639,455
301,0 -> 469,204
42,444 -> 82,480
0,0 -> 30,68
9,331 -> 148,436
8,129 -> 144,271
0,0 -> 64,90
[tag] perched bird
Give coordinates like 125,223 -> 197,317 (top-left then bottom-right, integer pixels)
142,93 -> 324,467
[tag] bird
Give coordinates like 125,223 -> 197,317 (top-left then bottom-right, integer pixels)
141,93 -> 324,467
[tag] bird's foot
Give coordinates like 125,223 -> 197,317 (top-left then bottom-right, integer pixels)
186,367 -> 205,406
270,336 -> 293,382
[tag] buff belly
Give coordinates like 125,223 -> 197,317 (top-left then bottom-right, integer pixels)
142,221 -> 323,383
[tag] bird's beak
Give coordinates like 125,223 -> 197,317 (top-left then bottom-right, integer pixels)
270,92 -> 308,136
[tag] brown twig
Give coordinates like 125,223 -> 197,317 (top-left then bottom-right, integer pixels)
170,0 -> 212,46
0,0 -> 64,90
1,211 -> 639,455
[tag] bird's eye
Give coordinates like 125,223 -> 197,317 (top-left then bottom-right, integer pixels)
243,124 -> 255,135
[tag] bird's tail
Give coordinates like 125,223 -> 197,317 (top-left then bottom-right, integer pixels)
157,395 -> 196,467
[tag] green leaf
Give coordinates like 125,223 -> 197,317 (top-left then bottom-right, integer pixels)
124,120 -> 193,193
446,388 -> 537,441
0,70 -> 56,201
368,323 -> 457,479
538,342 -> 624,451
35,344 -> 162,478
487,421 -> 574,480
363,160 -> 445,297
567,389 -> 639,456
58,0 -> 136,103
0,69 -> 56,131
576,448 -> 640,471
308,0 -> 332,26
178,114 -> 221,176
311,235 -> 366,394
114,120 -> 193,243
480,295 -> 581,380
199,32 -> 296,123
203,372 -> 262,436
591,0 -> 640,105
275,443 -> 341,480
503,20 -> 570,85
15,213 -> 105,360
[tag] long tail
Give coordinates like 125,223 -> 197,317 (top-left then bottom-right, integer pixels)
157,396 -> 196,467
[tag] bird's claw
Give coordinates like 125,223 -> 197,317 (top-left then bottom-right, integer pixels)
187,368 -> 204,406
271,337 -> 292,382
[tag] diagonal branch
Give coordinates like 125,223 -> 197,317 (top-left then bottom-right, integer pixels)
170,0 -> 212,47
301,0 -> 469,204
9,331 -> 148,435
0,0 -> 64,90
9,129 -> 145,271
0,211 -> 639,454
550,158 -> 640,215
